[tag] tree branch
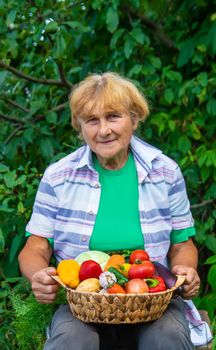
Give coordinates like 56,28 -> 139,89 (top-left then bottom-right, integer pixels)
0,112 -> 26,124
128,7 -> 177,50
49,101 -> 68,113
2,97 -> 30,113
4,125 -> 23,145
191,199 -> 214,209
0,60 -> 70,88
57,63 -> 73,89
0,101 -> 68,126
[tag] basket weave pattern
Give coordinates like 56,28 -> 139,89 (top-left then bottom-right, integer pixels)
66,275 -> 185,324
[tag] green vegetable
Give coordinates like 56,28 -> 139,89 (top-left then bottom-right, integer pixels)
75,250 -> 110,270
108,267 -> 129,286
145,278 -> 159,288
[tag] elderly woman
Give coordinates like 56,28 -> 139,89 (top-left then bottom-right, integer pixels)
18,72 -> 211,350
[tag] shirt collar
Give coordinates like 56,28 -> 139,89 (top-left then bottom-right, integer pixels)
76,144 -> 95,171
130,135 -> 162,183
75,135 -> 162,181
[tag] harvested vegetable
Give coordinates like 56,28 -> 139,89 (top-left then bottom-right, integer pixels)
76,278 -> 100,292
99,271 -> 117,289
108,267 -> 129,286
75,250 -> 110,270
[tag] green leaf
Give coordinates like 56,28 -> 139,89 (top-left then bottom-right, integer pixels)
0,228 -> 5,253
128,64 -> 142,77
23,128 -> 34,143
9,235 -> 25,263
35,0 -> 44,6
0,71 -> 8,88
15,175 -> 27,186
0,163 -> 9,173
207,264 -> 216,290
55,35 -> 66,59
200,167 -> 211,182
149,56 -> 161,69
130,0 -> 140,8
166,70 -> 182,83
208,22 -> 216,55
110,28 -> 124,49
164,89 -> 174,104
168,120 -> 176,132
65,21 -> 91,33
69,67 -> 82,74
207,98 -> 216,116
177,38 -> 195,67
188,123 -> 201,140
124,36 -> 135,58
0,205 -> 14,213
197,72 -> 208,87
4,171 -> 17,188
106,7 -> 119,33
45,21 -> 59,33
206,235 -> 216,254
205,255 -> 216,265
46,112 -> 58,124
6,9 -> 16,26
40,138 -> 54,159
178,135 -> 191,153
130,28 -> 146,45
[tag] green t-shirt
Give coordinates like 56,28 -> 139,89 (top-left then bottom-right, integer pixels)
89,152 -> 144,252
25,153 -> 196,249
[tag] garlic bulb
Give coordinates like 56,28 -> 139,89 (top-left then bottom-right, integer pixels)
99,271 -> 117,289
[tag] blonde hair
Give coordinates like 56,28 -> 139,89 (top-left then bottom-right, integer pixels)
69,72 -> 149,131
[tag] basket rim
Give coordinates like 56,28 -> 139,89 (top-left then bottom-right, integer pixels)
66,275 -> 185,296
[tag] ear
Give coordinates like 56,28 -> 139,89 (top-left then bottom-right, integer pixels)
131,114 -> 139,130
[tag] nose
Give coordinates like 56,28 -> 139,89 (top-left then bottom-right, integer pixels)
98,120 -> 111,137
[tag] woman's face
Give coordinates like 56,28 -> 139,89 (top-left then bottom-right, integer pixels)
79,107 -> 138,169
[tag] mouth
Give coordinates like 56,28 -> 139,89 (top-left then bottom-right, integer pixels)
99,139 -> 116,144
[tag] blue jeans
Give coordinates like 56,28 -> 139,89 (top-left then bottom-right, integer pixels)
44,297 -> 195,350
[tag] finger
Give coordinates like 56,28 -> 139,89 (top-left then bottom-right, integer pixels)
36,294 -> 58,304
34,289 -> 58,302
33,268 -> 58,286
181,289 -> 200,299
33,282 -> 59,294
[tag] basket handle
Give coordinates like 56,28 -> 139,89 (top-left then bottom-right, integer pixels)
51,275 -> 69,289
175,275 -> 185,289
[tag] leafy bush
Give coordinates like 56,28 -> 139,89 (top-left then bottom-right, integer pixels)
0,0 -> 215,348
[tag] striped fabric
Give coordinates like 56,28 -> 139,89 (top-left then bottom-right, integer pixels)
26,135 -> 212,346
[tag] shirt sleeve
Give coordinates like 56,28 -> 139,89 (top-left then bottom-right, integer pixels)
25,231 -> 54,248
25,167 -> 58,239
170,226 -> 196,244
168,165 -> 195,230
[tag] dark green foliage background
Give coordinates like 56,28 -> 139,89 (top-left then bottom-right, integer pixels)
0,0 -> 215,348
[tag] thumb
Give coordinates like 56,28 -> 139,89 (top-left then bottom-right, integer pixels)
172,265 -> 187,276
46,266 -> 57,276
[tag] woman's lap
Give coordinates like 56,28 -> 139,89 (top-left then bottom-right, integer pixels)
44,297 -> 195,350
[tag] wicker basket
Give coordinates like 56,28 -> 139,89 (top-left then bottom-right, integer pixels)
53,275 -> 185,324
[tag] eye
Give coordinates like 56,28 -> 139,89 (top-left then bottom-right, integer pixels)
107,114 -> 121,121
86,117 -> 98,125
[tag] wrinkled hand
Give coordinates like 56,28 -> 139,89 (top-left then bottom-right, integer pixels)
172,265 -> 200,299
31,267 -> 59,304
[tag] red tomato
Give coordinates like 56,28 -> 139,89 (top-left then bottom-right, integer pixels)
125,279 -> 149,294
128,261 -> 155,279
129,249 -> 149,264
79,260 -> 102,281
107,284 -> 126,294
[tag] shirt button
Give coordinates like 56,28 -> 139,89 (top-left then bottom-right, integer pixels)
82,237 -> 87,242
89,211 -> 94,215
